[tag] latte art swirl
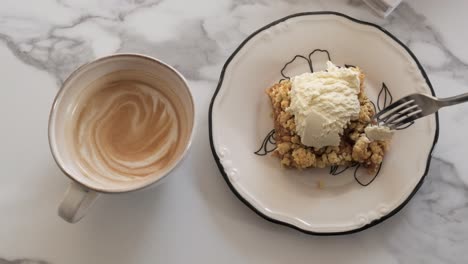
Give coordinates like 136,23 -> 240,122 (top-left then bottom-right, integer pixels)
72,80 -> 180,182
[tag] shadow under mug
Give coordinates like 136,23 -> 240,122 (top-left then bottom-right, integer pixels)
48,54 -> 195,223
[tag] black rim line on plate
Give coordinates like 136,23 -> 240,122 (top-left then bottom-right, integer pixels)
208,11 -> 440,236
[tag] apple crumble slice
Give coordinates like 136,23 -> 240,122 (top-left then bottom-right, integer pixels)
266,68 -> 390,173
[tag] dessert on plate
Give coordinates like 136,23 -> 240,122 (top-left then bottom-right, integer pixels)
266,61 -> 392,172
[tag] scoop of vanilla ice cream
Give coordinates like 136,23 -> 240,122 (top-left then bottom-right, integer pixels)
287,61 -> 361,148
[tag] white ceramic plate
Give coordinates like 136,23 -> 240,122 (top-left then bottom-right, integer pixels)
209,12 -> 438,235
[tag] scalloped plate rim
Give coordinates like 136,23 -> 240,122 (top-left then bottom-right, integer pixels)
208,11 -> 440,236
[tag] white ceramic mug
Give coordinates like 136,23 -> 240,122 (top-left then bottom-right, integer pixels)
48,54 -> 195,223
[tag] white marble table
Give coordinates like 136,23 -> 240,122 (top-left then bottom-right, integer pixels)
1,0 -> 467,263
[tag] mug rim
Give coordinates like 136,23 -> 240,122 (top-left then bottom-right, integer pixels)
48,53 -> 195,194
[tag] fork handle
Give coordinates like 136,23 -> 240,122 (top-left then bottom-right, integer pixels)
439,93 -> 468,107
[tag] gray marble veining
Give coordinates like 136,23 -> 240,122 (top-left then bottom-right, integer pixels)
0,258 -> 49,264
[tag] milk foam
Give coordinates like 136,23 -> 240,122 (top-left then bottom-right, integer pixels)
68,71 -> 181,184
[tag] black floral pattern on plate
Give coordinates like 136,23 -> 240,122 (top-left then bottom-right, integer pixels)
256,49 -> 414,186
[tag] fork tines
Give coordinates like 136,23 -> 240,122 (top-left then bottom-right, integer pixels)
374,98 -> 423,129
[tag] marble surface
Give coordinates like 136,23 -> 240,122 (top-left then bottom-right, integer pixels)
0,0 -> 467,263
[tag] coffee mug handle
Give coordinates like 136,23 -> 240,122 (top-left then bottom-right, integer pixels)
58,181 -> 99,223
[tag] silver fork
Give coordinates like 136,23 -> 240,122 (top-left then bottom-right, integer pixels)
374,93 -> 468,129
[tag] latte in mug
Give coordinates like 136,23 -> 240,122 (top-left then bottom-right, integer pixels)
67,70 -> 185,184
49,54 -> 194,223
